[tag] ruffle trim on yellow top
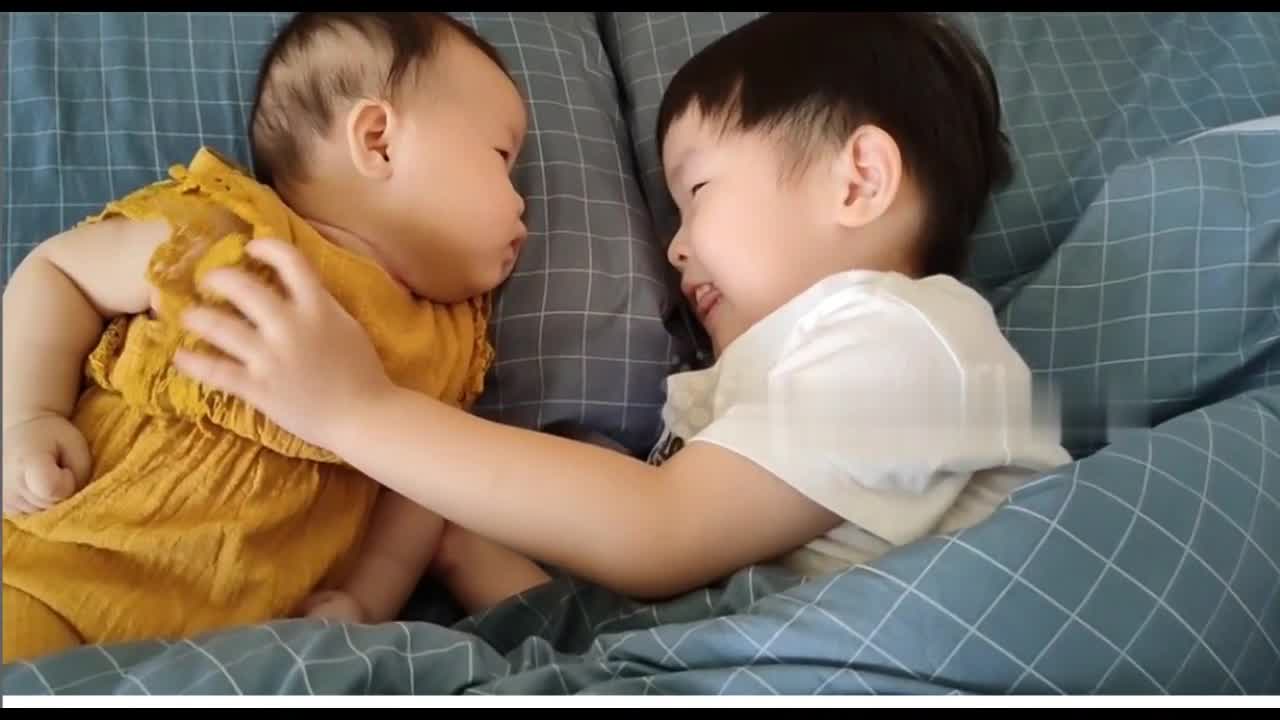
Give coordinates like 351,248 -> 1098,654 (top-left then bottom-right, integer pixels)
79,147 -> 495,464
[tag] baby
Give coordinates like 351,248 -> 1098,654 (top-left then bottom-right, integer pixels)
175,12 -> 1074,604
1,12 -> 549,664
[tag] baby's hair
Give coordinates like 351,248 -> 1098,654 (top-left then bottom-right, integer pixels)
656,12 -> 1013,278
249,12 -> 508,188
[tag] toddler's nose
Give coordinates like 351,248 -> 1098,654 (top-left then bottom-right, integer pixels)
667,229 -> 690,268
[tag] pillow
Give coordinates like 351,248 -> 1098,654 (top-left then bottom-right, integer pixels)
1,11 -> 680,456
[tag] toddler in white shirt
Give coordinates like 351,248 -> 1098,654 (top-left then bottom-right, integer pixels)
645,12 -> 1072,576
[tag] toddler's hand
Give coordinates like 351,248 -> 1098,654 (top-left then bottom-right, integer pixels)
172,239 -> 394,453
296,590 -> 367,624
2,414 -> 92,517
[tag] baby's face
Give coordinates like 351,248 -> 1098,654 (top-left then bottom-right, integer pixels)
375,36 -> 529,303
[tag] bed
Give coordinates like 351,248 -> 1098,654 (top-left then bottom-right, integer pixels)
1,12 -> 1277,696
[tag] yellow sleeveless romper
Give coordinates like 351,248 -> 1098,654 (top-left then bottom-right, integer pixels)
1,147 -> 494,663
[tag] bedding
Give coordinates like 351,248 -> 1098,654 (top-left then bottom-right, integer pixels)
2,11 -> 1278,695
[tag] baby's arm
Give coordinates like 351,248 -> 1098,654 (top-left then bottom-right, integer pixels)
2,218 -> 167,514
300,489 -> 446,624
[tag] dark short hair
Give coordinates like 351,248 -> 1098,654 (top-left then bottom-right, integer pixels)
249,12 -> 508,188
656,12 -> 1013,278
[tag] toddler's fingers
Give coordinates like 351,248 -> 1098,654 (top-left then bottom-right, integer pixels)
198,267 -> 288,337
245,239 -> 322,310
181,307 -> 268,369
173,348 -> 254,398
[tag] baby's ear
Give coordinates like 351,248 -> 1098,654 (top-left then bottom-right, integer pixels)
345,99 -> 396,181
831,124 -> 903,230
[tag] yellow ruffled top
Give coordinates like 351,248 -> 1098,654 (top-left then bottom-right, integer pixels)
82,146 -> 494,461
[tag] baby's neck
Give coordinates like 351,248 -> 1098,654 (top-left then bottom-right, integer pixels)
277,181 -> 416,295
302,216 -> 416,295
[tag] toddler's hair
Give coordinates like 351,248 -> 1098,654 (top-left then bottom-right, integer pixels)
656,12 -> 1013,278
249,12 -> 508,188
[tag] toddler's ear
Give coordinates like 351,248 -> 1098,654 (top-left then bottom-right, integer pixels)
345,99 -> 396,181
831,124 -> 903,230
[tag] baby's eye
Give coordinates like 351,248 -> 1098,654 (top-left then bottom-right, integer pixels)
690,181 -> 708,196
496,148 -> 511,161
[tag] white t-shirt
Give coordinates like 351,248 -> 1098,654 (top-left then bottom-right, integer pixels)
647,270 -> 1072,577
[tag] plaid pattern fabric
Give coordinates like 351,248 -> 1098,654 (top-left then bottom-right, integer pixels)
2,11 -> 1278,695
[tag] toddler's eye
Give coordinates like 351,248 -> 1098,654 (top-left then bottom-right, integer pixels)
497,148 -> 511,161
691,181 -> 707,196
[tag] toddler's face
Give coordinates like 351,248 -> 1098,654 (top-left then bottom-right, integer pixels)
661,111 -> 849,356
375,37 -> 529,303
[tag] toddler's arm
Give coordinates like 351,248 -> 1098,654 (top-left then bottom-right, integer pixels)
2,218 -> 167,513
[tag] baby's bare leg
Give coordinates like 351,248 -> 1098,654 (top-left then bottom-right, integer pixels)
432,522 -> 551,616
307,488 -> 446,623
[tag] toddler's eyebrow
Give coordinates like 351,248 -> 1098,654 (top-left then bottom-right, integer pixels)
666,148 -> 699,188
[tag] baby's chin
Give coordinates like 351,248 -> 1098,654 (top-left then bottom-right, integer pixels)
399,263 -> 517,304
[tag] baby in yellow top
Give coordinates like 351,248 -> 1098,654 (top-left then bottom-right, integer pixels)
1,12 -> 551,664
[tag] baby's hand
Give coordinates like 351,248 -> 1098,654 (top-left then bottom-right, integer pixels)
2,414 -> 92,516
296,590 -> 367,624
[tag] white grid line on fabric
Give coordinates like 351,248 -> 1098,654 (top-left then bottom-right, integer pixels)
546,11 -> 594,429
181,638 -> 244,694
928,466 -> 1087,686
999,304 -> 1280,334
1118,418 -> 1244,691
1234,133 -> 1252,378
814,665 -> 880,696
184,13 -> 205,152
142,13 -> 163,179
52,13 -> 65,231
1032,465 -> 1161,691
1068,13 -> 1137,417
858,556 -> 1067,694
399,622 -> 415,696
226,13 -> 246,168
1151,425 -> 1280,527
1226,578 -> 1280,693
338,624 -> 376,695
1170,417 -> 1270,692
717,666 -> 780,695
558,577 -> 602,659
717,616 -> 783,666
94,645 -> 149,695
771,573 -> 926,682
1003,495 -> 1245,694
5,12 -> 14,281
609,13 -> 646,436
507,14 -> 548,430
976,15 -> 1060,291
263,623 -> 316,695
98,13 -> 116,202
1222,401 -> 1280,692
